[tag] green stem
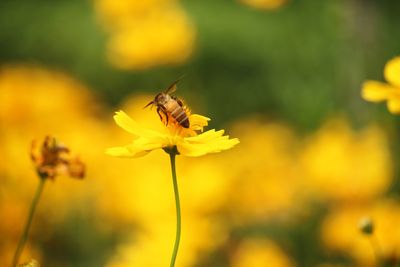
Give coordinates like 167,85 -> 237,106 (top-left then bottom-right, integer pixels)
169,152 -> 181,267
369,235 -> 382,267
11,178 -> 46,267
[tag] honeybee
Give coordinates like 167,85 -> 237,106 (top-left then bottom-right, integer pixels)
144,79 -> 190,128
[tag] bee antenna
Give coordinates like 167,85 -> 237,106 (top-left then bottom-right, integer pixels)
143,100 -> 154,109
176,74 -> 186,81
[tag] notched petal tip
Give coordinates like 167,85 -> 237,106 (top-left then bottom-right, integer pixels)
113,110 -> 140,135
113,110 -> 126,119
189,114 -> 211,131
230,138 -> 240,145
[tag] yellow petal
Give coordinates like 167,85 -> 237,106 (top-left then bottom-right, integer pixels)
106,141 -> 160,158
185,129 -> 225,143
177,142 -> 210,157
387,98 -> 400,114
133,137 -> 168,150
113,110 -> 140,135
361,81 -> 392,102
105,146 -> 149,158
114,110 -> 164,139
384,56 -> 400,88
177,130 -> 239,157
203,137 -> 240,153
189,114 -> 210,131
108,109 -> 239,158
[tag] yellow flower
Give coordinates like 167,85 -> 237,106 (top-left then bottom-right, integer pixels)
299,119 -> 392,203
321,199 -> 400,266
106,110 -> 239,157
94,0 -> 196,70
221,118 -> 300,223
361,56 -> 400,113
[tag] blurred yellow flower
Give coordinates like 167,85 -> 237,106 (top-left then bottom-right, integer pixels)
95,0 -> 173,27
223,118 -> 301,222
299,119 -> 392,203
94,0 -> 196,69
107,7 -> 195,69
322,199 -> 400,266
239,0 -> 287,10
106,110 -> 239,157
362,56 -> 400,113
0,65 -> 108,266
232,238 -> 295,267
0,66 -> 98,130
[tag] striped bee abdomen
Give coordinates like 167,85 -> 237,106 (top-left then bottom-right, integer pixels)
170,103 -> 189,128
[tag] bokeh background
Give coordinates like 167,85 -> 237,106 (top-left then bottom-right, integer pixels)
1,0 -> 400,266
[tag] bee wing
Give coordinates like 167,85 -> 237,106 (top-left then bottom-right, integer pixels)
164,75 -> 185,94
165,82 -> 177,94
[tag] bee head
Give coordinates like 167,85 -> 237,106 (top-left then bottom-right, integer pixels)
155,93 -> 170,105
144,93 -> 169,109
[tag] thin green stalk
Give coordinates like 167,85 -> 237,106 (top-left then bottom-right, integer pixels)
11,178 -> 46,267
369,235 -> 382,267
169,152 -> 181,267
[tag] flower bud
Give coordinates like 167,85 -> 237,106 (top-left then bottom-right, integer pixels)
359,216 -> 374,235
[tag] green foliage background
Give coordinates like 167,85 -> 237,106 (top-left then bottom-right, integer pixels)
1,0 -> 399,129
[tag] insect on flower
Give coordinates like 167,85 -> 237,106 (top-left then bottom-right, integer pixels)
144,78 -> 190,128
106,81 -> 239,158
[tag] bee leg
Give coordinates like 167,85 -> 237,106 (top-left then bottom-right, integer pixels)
165,111 -> 169,126
157,107 -> 169,126
156,107 -> 163,121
